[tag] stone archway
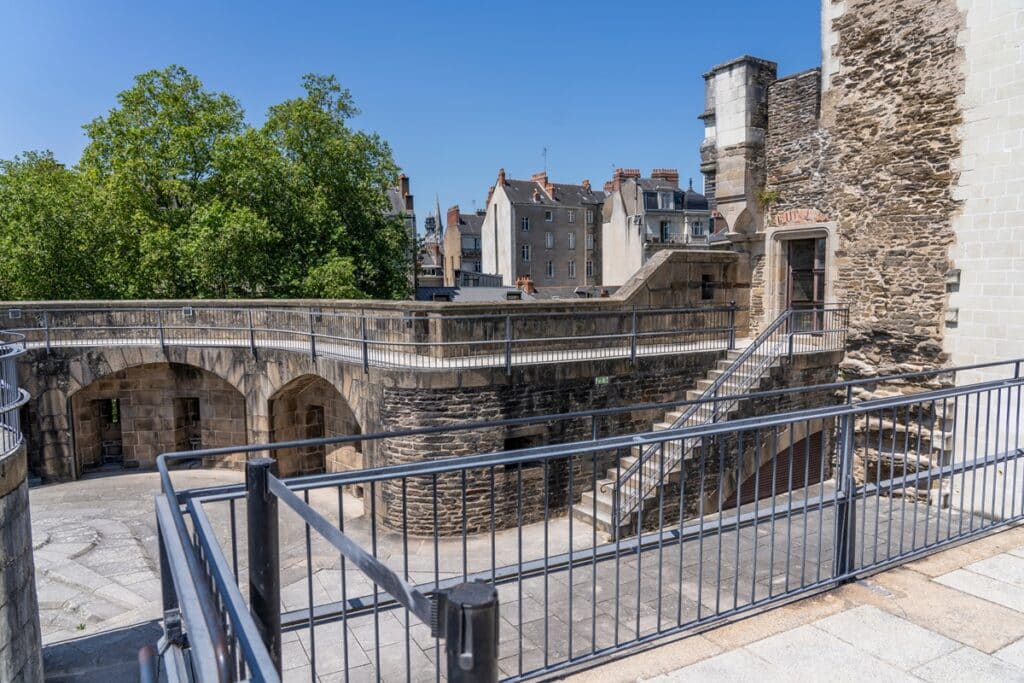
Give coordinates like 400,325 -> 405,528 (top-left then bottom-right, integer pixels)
68,362 -> 247,476
267,374 -> 362,477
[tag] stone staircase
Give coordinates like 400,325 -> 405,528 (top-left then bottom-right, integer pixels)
850,384 -> 956,505
573,346 -> 784,536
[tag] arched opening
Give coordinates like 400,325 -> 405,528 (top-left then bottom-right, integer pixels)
732,209 -> 755,235
268,374 -> 361,478
69,362 -> 247,476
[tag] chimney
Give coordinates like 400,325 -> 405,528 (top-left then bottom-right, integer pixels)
612,168 -> 641,192
446,205 -> 460,229
530,171 -> 548,184
581,179 -> 591,191
515,275 -> 536,294
651,168 -> 680,187
497,168 -> 507,185
545,181 -> 556,200
486,185 -> 495,204
399,173 -> 410,197
603,180 -> 614,193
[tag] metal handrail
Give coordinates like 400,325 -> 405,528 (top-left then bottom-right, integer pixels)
1,302 -> 738,373
611,305 -> 849,529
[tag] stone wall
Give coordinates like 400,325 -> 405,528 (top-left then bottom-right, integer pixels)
0,445 -> 43,682
269,375 -> 362,476
823,0 -> 964,374
765,69 -> 830,221
69,362 -> 248,472
375,351 -> 726,535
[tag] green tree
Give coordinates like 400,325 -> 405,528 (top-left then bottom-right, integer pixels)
0,67 -> 411,301
0,152 -> 116,300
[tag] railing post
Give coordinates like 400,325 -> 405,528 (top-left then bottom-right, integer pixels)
442,582 -> 500,683
308,308 -> 318,361
361,313 -> 370,373
248,308 -> 257,358
157,309 -> 166,353
630,306 -> 637,364
727,301 -> 737,350
157,522 -> 182,645
246,457 -> 282,674
42,311 -> 50,355
504,315 -> 512,376
834,412 -> 858,582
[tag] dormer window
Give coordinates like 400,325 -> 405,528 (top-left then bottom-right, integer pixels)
658,192 -> 674,210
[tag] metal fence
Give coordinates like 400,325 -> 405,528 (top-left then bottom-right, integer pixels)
2,303 -> 737,372
613,305 -> 849,531
148,357 -> 1024,682
0,332 -> 27,459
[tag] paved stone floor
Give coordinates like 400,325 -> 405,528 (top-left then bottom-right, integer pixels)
572,525 -> 1024,682
35,467 -> 1014,682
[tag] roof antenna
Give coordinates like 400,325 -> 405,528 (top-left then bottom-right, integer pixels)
689,177 -> 694,190
542,147 -> 548,173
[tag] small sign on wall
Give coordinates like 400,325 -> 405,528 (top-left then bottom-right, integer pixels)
595,376 -> 611,386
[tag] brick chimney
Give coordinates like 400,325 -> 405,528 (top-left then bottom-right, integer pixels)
497,168 -> 507,185
603,180 -> 614,193
581,179 -> 591,191
398,173 -> 413,211
612,168 -> 641,192
530,171 -> 548,184
651,168 -> 680,187
515,275 -> 536,294
446,205 -> 460,229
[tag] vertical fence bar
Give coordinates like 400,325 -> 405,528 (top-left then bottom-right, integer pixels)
630,306 -> 637,364
727,301 -> 736,350
247,308 -> 257,358
504,315 -> 512,376
308,308 -> 318,361
157,309 -> 166,352
361,313 -> 370,373
43,311 -> 51,354
834,412 -> 857,581
246,457 -> 282,674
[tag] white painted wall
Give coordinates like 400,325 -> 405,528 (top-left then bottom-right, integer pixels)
481,187 -> 515,286
946,0 -> 1024,519
601,194 -> 644,286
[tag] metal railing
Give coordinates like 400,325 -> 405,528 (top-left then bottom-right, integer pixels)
149,358 -> 1023,682
2,303 -> 737,372
0,332 -> 28,459
612,306 -> 849,531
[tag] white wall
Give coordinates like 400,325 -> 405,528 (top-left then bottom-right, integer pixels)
601,194 -> 644,286
946,0 -> 1024,519
481,187 -> 514,286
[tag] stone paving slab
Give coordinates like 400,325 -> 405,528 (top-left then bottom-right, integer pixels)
572,526 -> 1024,682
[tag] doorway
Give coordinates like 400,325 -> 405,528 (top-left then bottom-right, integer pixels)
97,398 -> 123,466
787,237 -> 826,331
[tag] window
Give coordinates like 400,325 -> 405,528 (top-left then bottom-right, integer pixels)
586,209 -> 595,224
544,210 -> 553,222
471,261 -> 481,272
660,220 -> 672,242
521,216 -> 530,232
545,261 -> 554,278
567,232 -> 576,249
691,220 -> 706,237
545,231 -> 554,249
644,192 -> 659,210
586,259 -> 593,277
701,274 -> 714,300
521,244 -> 531,262
659,192 -> 674,210
567,261 -> 577,278
568,209 -> 576,223
586,233 -> 594,250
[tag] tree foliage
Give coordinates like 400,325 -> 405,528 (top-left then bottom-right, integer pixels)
0,66 -> 411,301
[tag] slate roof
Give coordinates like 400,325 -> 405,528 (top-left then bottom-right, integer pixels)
453,213 -> 484,235
386,188 -> 411,216
415,286 -> 535,302
501,179 -> 605,207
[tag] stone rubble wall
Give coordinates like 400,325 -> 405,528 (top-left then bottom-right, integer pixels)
0,446 -> 43,682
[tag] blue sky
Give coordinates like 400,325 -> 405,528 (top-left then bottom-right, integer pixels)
0,1 -> 821,232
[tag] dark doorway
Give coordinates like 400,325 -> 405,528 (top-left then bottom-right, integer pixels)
787,237 -> 826,330
725,431 -> 826,509
97,398 -> 123,466
174,397 -> 202,451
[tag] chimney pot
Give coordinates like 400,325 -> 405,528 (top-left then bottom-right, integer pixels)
497,168 -> 507,185
582,179 -> 591,191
